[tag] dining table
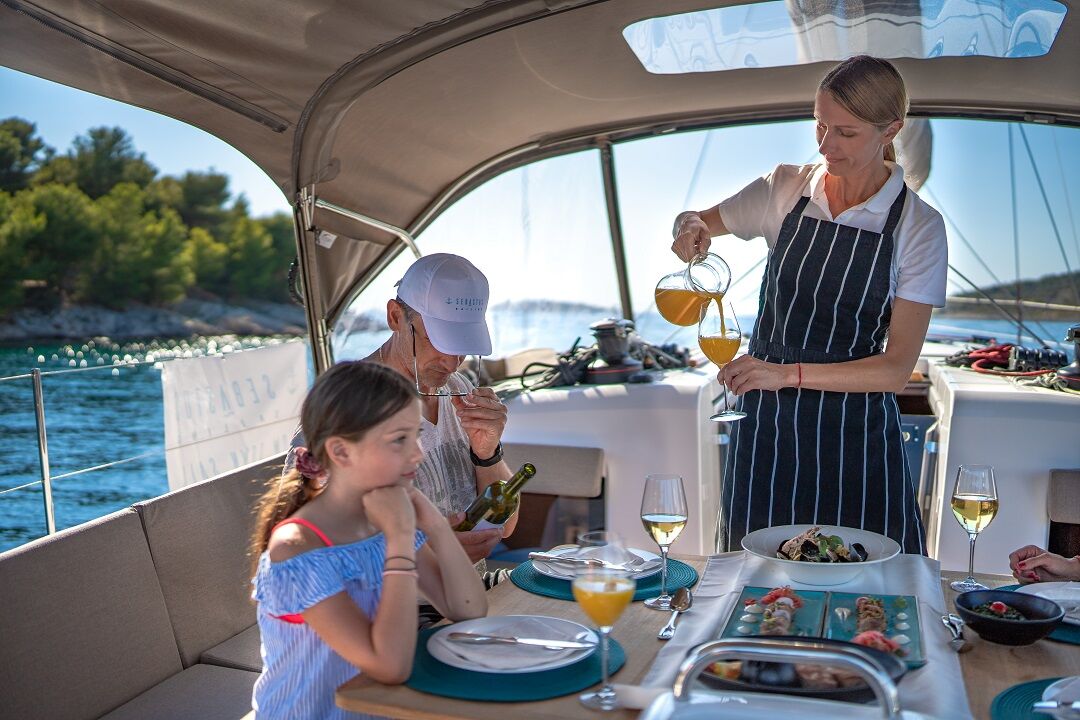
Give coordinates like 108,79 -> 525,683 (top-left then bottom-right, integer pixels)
335,557 -> 1079,720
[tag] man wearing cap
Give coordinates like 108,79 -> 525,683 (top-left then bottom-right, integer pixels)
365,253 -> 515,575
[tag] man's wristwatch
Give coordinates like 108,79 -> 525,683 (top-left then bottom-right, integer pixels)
470,442 -> 503,467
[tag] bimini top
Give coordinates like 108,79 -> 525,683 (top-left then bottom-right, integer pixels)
2,0 -> 1077,324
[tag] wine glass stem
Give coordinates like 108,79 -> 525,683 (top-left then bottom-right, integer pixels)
659,546 -> 669,597
966,532 -> 977,580
598,628 -> 611,693
722,380 -> 731,413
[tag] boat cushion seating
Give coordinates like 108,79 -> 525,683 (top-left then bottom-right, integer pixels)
134,454 -> 284,667
503,443 -> 604,498
201,623 -> 263,672
1048,469 -> 1080,524
98,663 -> 258,720
0,508 -> 183,720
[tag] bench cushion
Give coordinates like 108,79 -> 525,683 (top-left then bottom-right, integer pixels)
201,624 -> 263,672
134,454 -> 284,667
503,443 -> 604,497
99,664 -> 258,720
0,509 -> 182,720
1049,469 -> 1080,524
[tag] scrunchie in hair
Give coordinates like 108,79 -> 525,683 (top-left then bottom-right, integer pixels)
294,446 -> 327,484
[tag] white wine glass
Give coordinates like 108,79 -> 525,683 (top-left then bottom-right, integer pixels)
698,299 -> 746,422
640,474 -> 688,610
572,531 -> 635,712
949,464 -> 999,592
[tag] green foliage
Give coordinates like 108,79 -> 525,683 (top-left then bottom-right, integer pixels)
16,183 -> 98,308
70,127 -> 157,199
0,116 -> 295,311
0,118 -> 47,193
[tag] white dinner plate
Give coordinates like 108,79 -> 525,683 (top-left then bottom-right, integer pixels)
741,524 -> 901,586
427,615 -> 597,674
530,545 -> 662,580
1040,676 -> 1080,720
1015,582 -> 1080,626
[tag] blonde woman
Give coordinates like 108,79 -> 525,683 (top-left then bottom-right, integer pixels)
672,56 -> 947,554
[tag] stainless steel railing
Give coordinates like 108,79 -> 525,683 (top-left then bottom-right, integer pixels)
0,358 -> 168,539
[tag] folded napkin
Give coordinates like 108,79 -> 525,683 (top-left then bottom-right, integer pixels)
1020,582 -> 1080,623
430,617 -> 592,671
537,546 -> 661,577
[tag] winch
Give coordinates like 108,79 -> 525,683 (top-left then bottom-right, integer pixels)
1058,322 -> 1080,390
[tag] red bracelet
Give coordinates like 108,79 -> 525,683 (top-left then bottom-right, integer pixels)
796,362 -> 803,389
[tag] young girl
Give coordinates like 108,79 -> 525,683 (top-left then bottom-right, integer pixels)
249,361 -> 487,719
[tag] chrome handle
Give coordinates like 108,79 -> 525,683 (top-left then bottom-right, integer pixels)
672,638 -> 902,720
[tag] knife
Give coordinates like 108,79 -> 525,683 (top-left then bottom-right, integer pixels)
527,551 -> 653,571
447,632 -> 595,649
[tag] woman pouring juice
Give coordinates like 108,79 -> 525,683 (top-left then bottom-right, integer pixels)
670,56 -> 948,554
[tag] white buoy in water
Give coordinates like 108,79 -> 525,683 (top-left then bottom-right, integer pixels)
79,359 -> 87,368
111,368 -> 120,376
68,359 -> 76,367
37,355 -> 44,363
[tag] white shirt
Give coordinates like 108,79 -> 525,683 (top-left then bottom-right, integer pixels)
718,162 -> 948,307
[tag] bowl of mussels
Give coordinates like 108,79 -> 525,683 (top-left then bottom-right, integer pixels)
741,525 -> 901,586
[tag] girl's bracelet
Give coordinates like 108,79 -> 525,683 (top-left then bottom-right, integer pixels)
384,561 -> 417,571
382,569 -> 418,579
385,554 -> 415,564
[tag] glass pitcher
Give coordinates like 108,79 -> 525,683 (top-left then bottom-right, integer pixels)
654,252 -> 732,326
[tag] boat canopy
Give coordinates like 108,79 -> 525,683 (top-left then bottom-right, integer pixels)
2,0 -> 1077,367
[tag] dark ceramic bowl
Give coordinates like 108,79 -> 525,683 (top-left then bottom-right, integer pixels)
954,590 -> 1064,646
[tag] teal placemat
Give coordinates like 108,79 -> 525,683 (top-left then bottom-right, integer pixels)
990,677 -> 1063,720
406,627 -> 626,701
510,559 -> 698,601
994,585 -> 1080,645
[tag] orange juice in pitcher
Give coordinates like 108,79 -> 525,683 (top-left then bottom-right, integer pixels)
654,252 -> 731,326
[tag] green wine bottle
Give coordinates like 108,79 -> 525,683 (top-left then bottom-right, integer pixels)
453,462 -> 537,531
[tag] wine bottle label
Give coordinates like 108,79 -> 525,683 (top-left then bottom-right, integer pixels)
472,519 -> 506,532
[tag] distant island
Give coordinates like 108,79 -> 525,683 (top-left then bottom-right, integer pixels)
940,269 -> 1079,320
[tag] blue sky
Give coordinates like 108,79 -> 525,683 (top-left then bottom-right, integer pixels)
0,68 -> 289,218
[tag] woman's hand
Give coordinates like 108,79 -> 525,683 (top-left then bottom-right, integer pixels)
452,388 -> 507,461
720,355 -> 796,394
447,512 -> 503,563
1009,545 -> 1080,583
672,212 -> 712,262
362,485 -> 416,540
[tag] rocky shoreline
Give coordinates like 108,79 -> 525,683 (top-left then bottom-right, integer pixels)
0,299 -> 317,342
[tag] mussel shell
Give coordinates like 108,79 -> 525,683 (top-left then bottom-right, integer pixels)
740,661 -> 801,688
850,542 -> 869,562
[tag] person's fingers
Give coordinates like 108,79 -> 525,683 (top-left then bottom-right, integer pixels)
447,512 -> 465,527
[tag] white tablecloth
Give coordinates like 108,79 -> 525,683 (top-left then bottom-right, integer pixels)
640,551 -> 973,719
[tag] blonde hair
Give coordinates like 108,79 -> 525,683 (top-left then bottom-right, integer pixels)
819,55 -> 908,163
249,361 -> 416,573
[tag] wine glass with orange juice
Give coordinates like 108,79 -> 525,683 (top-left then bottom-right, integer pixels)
699,299 -> 746,421
572,531 -> 635,711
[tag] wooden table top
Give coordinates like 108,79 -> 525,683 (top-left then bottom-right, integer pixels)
336,561 -> 1078,719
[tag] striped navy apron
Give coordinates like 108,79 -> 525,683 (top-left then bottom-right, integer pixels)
720,187 -> 926,555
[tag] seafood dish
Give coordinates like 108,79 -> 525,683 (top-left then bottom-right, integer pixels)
776,526 -> 869,563
971,600 -> 1025,620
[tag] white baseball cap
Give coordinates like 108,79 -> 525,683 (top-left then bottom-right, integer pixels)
396,253 -> 492,356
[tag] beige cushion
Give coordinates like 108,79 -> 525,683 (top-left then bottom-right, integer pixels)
135,454 -> 284,667
503,443 -> 604,498
99,664 -> 258,720
201,624 -> 263,672
1048,469 -> 1080,524
0,509 -> 182,720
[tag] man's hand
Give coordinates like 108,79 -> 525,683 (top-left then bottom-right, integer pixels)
452,387 -> 507,461
448,512 -> 503,563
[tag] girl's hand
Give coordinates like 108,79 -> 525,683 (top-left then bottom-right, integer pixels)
720,355 -> 796,394
1010,545 -> 1080,583
407,486 -> 447,535
672,212 -> 712,262
362,485 -> 415,539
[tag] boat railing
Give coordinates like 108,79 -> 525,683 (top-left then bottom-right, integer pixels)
0,359 -> 168,538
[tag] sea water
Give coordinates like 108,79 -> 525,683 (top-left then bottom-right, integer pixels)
0,314 -> 1072,552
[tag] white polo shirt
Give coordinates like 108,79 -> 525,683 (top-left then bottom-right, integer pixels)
717,162 -> 948,307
